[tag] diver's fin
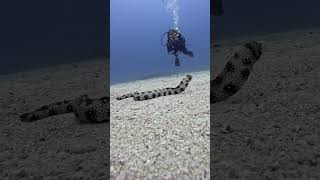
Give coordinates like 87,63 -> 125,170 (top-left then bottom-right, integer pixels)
187,51 -> 194,58
183,50 -> 194,58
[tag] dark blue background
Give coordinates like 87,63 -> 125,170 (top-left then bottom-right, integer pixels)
1,0 -> 320,76
0,1 -> 108,75
213,0 -> 320,40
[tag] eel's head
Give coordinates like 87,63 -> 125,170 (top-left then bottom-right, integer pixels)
244,41 -> 264,62
186,74 -> 193,81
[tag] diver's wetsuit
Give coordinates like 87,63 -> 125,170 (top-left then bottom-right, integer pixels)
166,32 -> 194,66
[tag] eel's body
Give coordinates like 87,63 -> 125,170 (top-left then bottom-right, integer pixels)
116,75 -> 192,101
19,41 -> 263,123
211,41 -> 263,103
20,95 -> 109,123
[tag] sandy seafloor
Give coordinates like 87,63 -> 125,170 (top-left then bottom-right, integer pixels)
110,71 -> 210,179
211,28 -> 320,179
0,59 -> 110,179
0,28 -> 320,179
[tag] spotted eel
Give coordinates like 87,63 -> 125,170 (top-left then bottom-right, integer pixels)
20,95 -> 109,123
116,75 -> 192,101
211,41 -> 263,103
19,41 -> 262,123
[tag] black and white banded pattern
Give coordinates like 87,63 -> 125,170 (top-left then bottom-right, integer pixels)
116,75 -> 193,101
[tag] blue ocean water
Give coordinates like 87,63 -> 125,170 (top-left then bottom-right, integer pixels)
213,0 -> 320,40
0,1 -> 107,75
110,0 -> 210,85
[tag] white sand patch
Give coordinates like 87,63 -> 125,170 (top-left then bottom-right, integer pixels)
110,71 -> 210,179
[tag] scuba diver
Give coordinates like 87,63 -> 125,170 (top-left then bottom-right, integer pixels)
162,28 -> 194,66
